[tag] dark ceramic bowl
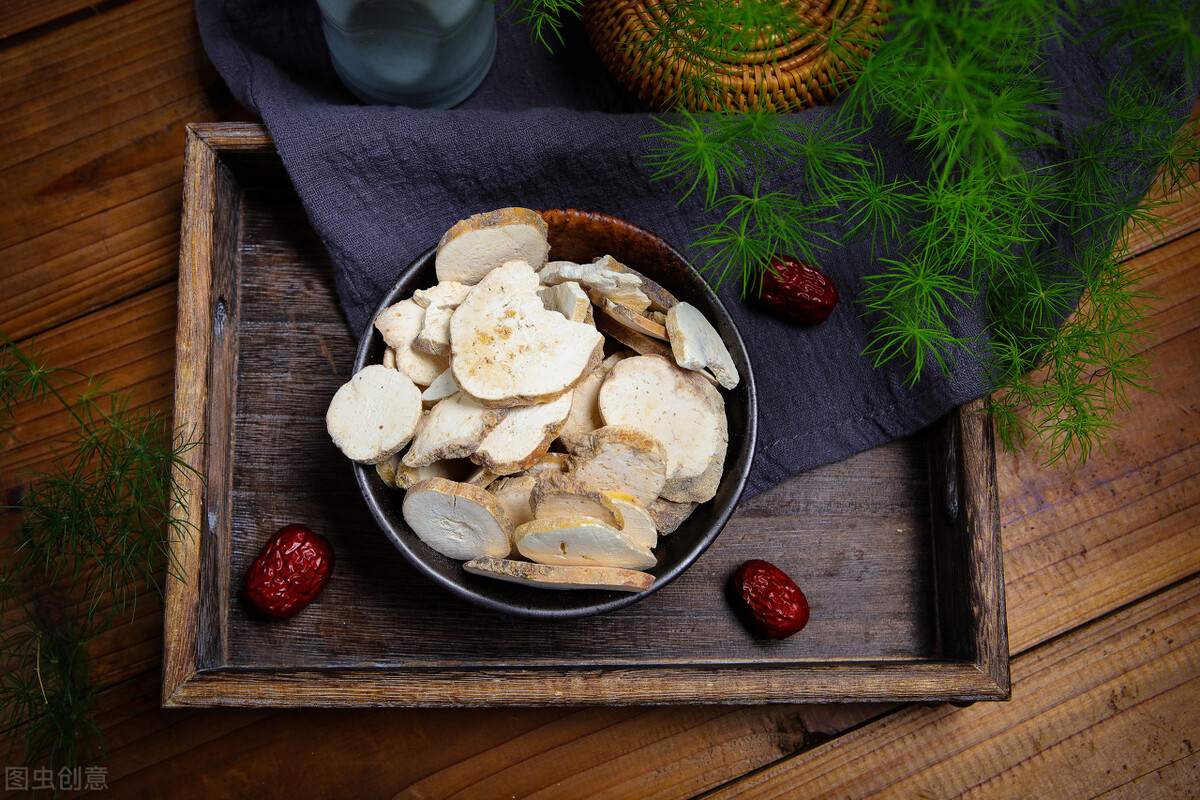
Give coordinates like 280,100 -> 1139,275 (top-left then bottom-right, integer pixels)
353,209 -> 757,618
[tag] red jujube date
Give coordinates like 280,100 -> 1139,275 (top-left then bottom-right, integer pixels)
244,524 -> 334,619
730,559 -> 810,639
754,256 -> 839,325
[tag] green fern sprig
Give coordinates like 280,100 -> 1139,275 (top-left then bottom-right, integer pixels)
0,592 -> 101,771
779,115 -> 869,200
503,0 -> 584,49
643,111 -> 746,206
1,331 -> 200,770
861,252 -> 976,384
833,146 -> 918,256
695,181 -> 837,295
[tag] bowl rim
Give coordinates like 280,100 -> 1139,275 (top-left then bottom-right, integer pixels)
351,209 -> 757,619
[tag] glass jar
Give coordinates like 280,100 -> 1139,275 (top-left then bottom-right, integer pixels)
316,0 -> 497,108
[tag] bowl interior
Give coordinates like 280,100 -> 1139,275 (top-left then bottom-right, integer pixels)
353,209 -> 757,618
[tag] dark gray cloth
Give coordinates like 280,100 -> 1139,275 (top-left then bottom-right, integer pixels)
195,0 -> 1191,498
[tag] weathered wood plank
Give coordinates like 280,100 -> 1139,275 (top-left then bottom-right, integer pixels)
997,229 -> 1200,654
395,706 -> 808,800
164,126 -> 224,699
0,0 -> 102,42
1092,750 -> 1200,800
705,577 -> 1200,800
89,688 -> 810,800
925,399 -> 1008,692
0,281 -> 178,486
0,0 -> 246,342
1,0 -> 212,171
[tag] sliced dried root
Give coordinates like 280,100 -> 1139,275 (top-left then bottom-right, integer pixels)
374,299 -> 448,386
665,301 -> 739,390
352,211 -> 741,583
464,465 -> 499,489
450,260 -> 604,407
531,473 -> 622,529
524,451 -> 571,476
403,392 -> 505,467
326,365 -> 422,464
392,458 -> 476,490
558,352 -> 627,452
435,207 -> 549,285
532,475 -> 658,549
402,477 -> 514,560
599,298 -> 669,341
375,453 -> 401,487
490,474 -> 538,528
602,491 -> 658,548
598,355 -> 727,504
539,257 -> 650,313
540,281 -> 592,323
647,497 -> 698,534
566,425 -> 667,507
421,368 -> 459,406
463,556 -> 654,593
472,390 -> 573,474
413,281 -> 471,356
514,516 -> 656,570
623,267 -> 678,313
413,281 -> 469,309
595,311 -> 674,359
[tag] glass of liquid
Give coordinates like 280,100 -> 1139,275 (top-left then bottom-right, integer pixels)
316,0 -> 497,108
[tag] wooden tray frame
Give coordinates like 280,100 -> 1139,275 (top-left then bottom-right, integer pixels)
163,123 -> 1009,707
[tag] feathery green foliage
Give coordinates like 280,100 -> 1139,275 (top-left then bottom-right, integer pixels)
510,0 -> 1200,464
1,332 -> 198,770
504,0 -> 584,49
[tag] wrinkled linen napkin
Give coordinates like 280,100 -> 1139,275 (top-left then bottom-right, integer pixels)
195,1 -> 1192,498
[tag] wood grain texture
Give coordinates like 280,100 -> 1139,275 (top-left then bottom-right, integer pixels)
0,283 -> 178,488
925,399 -> 1009,692
0,0 -> 247,342
0,0 -> 108,41
90,689 -> 814,800
705,577 -> 1200,800
162,128 -> 218,703
998,228 -> 1200,655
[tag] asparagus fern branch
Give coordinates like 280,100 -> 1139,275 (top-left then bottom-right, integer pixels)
1,332 -> 199,770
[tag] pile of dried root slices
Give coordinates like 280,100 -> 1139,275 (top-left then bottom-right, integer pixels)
327,207 -> 740,593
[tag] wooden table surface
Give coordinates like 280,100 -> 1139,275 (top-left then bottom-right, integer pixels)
3,2 -> 1198,798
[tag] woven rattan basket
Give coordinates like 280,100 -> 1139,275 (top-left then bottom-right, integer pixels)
583,0 -> 889,113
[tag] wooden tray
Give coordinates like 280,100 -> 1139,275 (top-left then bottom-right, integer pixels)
163,123 -> 1010,707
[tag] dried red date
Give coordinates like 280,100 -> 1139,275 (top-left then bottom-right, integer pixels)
754,256 -> 839,325
244,524 -> 334,620
730,559 -> 810,639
